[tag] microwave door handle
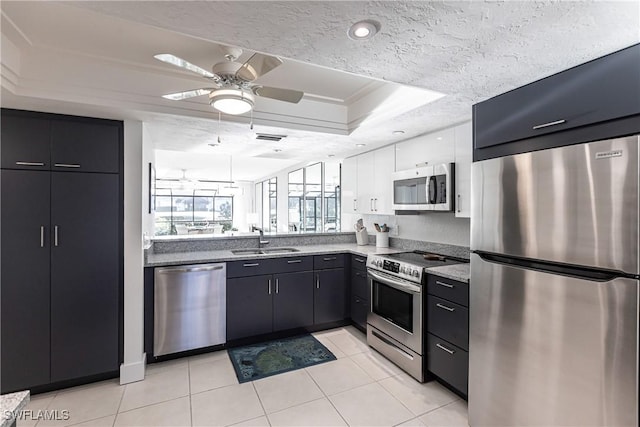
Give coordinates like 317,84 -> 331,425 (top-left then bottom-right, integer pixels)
428,176 -> 437,204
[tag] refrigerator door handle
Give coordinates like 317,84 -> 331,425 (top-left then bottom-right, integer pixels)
475,251 -> 636,282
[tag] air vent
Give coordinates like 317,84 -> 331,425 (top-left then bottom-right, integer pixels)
255,133 -> 287,142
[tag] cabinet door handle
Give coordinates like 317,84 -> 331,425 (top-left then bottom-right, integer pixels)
436,280 -> 454,289
316,275 -> 320,289
436,303 -> 455,312
275,278 -> 279,294
532,119 -> 566,130
16,161 -> 45,167
436,343 -> 455,355
354,258 -> 365,263
243,263 -> 260,267
40,226 -> 45,248
355,272 -> 362,277
54,226 -> 59,247
268,279 -> 272,295
370,198 -> 374,211
54,163 -> 81,168
323,257 -> 337,261
287,259 -> 302,264
353,199 -> 357,211
374,198 -> 378,211
457,194 -> 461,213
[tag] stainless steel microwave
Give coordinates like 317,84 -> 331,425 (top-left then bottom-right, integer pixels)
392,163 -> 455,211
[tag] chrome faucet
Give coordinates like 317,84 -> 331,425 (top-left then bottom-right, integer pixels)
251,225 -> 270,248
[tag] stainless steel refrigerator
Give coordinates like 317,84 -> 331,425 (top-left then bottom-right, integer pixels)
469,135 -> 639,426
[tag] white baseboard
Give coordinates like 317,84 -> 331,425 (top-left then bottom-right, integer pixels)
119,353 -> 146,385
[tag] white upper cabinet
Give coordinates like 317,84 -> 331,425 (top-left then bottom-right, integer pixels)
341,145 -> 395,217
371,145 -> 395,215
395,127 -> 455,172
454,122 -> 472,218
341,156 -> 358,213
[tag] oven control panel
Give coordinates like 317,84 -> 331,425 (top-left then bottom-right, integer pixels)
367,255 -> 423,283
383,260 -> 400,273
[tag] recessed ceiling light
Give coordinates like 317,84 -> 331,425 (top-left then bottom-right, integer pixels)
328,154 -> 335,158
356,143 -> 366,148
208,143 -> 219,147
392,130 -> 405,135
437,137 -> 443,140
273,149 -> 282,152
348,20 -> 380,40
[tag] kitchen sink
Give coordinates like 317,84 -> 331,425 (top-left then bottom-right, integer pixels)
261,247 -> 300,254
230,247 -> 300,255
231,249 -> 264,255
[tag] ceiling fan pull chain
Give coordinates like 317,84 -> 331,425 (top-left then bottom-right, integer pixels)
218,112 -> 222,143
250,109 -> 254,130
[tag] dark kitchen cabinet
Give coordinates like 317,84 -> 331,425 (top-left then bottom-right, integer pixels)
427,333 -> 469,396
50,172 -> 120,381
0,109 -> 123,393
0,170 -> 51,391
51,120 -> 120,173
227,275 -> 274,341
273,271 -> 314,331
226,259 -> 314,341
350,254 -> 369,330
426,273 -> 469,397
0,111 -> 50,170
473,44 -> 640,150
314,268 -> 346,325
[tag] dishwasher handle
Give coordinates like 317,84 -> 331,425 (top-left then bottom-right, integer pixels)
156,264 -> 225,274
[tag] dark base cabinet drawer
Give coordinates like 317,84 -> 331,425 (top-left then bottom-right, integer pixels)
427,333 -> 468,396
427,275 -> 468,306
351,269 -> 368,298
313,254 -> 345,270
351,254 -> 367,271
227,258 -> 278,278
427,295 -> 468,350
272,256 -> 313,274
351,294 -> 368,330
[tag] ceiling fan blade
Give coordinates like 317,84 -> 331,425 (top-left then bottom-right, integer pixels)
154,53 -> 218,80
162,88 -> 215,101
253,86 -> 304,103
236,53 -> 283,81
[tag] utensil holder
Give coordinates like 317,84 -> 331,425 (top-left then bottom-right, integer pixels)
355,229 -> 368,246
376,231 -> 389,248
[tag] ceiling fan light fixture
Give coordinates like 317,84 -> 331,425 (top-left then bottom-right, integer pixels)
209,88 -> 255,115
348,20 -> 380,40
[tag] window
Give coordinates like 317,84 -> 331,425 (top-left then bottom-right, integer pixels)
153,188 -> 234,235
257,177 -> 277,232
288,162 -> 340,233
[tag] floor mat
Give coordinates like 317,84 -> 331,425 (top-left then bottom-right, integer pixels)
227,334 -> 336,383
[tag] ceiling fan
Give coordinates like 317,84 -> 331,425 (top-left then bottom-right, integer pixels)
155,47 -> 304,115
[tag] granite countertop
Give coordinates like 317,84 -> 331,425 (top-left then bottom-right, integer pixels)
1,391 -> 29,427
426,263 -> 470,283
145,243 -> 404,267
146,243 -> 471,283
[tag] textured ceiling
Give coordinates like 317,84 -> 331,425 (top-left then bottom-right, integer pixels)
2,1 -> 639,181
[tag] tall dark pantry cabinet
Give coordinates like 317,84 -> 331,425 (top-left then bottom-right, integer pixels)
1,109 -> 124,393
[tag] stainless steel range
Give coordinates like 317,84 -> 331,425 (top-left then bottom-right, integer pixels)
366,251 -> 465,382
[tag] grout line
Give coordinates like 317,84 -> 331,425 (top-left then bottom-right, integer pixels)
113,383 -> 126,427
250,381 -> 269,423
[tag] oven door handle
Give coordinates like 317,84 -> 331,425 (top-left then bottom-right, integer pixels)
368,270 -> 421,294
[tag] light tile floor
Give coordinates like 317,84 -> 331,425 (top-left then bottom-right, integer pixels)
18,327 -> 468,427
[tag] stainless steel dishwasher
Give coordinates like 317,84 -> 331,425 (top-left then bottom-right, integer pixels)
154,263 -> 226,356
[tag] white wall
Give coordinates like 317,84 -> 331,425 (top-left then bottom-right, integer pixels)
120,120 -> 146,384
